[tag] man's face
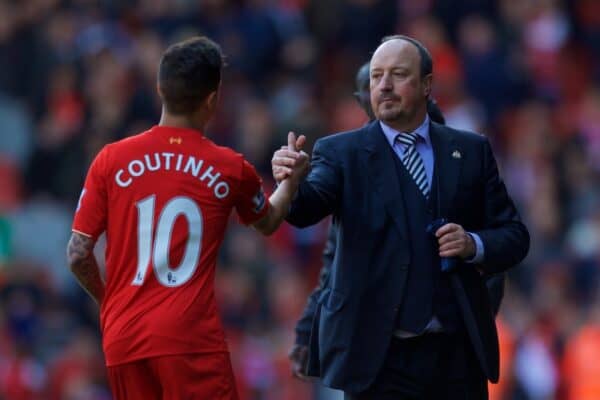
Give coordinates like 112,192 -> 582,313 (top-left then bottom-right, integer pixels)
369,40 -> 431,125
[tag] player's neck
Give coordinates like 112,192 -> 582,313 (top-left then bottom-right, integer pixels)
158,112 -> 207,133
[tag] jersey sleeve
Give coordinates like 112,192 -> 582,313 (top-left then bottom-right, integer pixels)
72,147 -> 109,239
235,159 -> 270,225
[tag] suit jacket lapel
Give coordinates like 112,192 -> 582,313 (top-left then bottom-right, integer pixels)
363,121 -> 408,240
429,122 -> 462,217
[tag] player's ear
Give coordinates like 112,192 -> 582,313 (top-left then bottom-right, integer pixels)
205,90 -> 219,111
156,83 -> 164,99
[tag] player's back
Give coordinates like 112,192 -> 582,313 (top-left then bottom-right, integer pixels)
73,125 -> 268,366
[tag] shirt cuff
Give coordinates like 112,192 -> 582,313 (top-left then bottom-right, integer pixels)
465,232 -> 484,264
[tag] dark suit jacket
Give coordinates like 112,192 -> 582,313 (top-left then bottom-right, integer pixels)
286,120 -> 529,394
294,225 -> 506,345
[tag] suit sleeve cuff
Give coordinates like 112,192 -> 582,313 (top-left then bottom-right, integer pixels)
465,232 -> 485,264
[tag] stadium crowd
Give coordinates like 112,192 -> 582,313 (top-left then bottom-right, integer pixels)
1,0 -> 600,399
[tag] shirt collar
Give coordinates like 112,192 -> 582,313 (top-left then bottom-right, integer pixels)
379,115 -> 431,148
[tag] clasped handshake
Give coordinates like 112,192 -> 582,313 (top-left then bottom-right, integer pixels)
271,131 -> 310,185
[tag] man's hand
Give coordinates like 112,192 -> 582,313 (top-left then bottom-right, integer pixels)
435,223 -> 476,259
272,132 -> 309,184
288,344 -> 309,381
252,132 -> 309,235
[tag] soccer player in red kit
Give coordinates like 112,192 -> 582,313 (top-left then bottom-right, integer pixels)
66,37 -> 308,400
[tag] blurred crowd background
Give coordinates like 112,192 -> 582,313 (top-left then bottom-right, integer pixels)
1,0 -> 600,399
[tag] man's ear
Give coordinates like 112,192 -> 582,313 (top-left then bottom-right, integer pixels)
205,90 -> 219,110
422,74 -> 433,98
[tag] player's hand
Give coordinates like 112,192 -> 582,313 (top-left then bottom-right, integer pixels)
272,131 -> 308,183
288,130 -> 306,152
288,151 -> 309,185
435,223 -> 476,259
288,344 -> 309,381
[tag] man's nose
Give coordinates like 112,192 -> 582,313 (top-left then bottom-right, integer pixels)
378,74 -> 393,91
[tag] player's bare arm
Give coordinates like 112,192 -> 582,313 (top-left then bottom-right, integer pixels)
253,132 -> 309,235
252,178 -> 303,235
67,232 -> 105,305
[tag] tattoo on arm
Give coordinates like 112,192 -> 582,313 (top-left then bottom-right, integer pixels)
67,232 -> 105,305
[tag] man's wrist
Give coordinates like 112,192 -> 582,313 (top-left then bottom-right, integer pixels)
279,179 -> 300,200
465,232 -> 485,263
467,233 -> 476,258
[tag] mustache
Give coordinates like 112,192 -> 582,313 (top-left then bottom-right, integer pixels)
377,94 -> 401,102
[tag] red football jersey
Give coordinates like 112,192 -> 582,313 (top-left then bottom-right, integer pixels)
72,126 -> 269,366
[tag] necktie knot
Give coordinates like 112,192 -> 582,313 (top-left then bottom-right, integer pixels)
396,132 -> 418,148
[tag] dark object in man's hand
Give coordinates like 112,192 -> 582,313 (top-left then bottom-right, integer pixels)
427,218 -> 458,272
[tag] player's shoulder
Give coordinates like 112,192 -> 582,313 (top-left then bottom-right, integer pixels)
200,136 -> 251,178
95,130 -> 148,159
199,137 -> 246,168
206,137 -> 242,159
105,130 -> 150,151
86,130 -> 153,172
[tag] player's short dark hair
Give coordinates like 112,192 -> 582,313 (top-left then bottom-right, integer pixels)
380,35 -> 433,78
158,36 -> 224,115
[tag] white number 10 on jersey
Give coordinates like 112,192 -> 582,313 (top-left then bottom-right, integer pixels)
132,195 -> 203,287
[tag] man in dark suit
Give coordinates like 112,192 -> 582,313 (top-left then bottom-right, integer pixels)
288,61 -> 506,384
273,35 -> 528,399
289,60 -> 502,378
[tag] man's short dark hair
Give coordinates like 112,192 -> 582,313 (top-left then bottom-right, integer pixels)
158,36 -> 224,115
381,35 -> 433,78
426,98 -> 445,125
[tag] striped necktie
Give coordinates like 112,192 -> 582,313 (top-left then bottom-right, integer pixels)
396,132 -> 429,198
